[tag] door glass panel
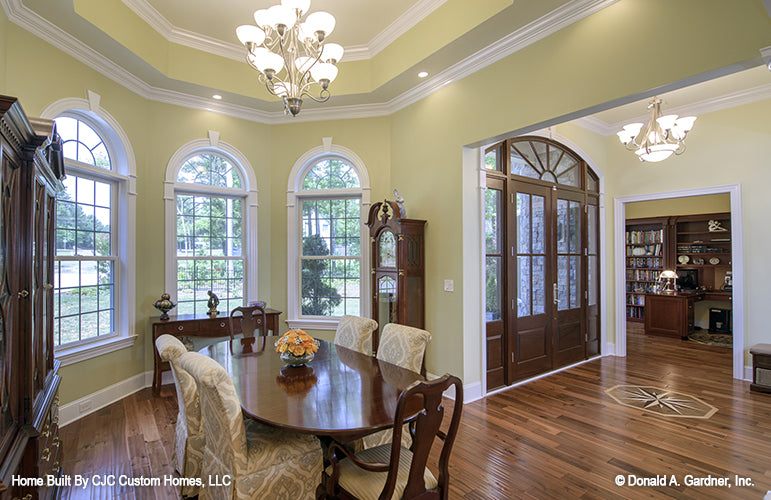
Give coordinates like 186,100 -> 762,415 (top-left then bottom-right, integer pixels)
557,199 -> 568,254
529,141 -> 548,170
570,255 -> 580,308
517,193 -> 530,253
486,256 -> 502,321
557,255 -> 569,311
484,149 -> 499,171
569,201 -> 580,253
485,189 -> 502,253
517,256 -> 530,317
558,166 -> 580,188
378,231 -> 396,268
532,196 -> 545,254
588,255 -> 597,306
587,204 -> 597,255
533,256 -> 545,315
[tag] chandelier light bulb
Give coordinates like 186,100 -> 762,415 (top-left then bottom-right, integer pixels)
321,43 -> 344,63
268,4 -> 297,30
281,0 -> 311,15
305,11 -> 336,39
236,25 -> 265,46
253,9 -> 274,29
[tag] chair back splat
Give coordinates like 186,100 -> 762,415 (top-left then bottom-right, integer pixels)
324,373 -> 463,500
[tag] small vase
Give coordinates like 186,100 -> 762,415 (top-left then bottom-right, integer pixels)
280,350 -> 314,367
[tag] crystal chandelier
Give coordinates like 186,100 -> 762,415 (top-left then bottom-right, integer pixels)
236,0 -> 343,117
616,97 -> 696,162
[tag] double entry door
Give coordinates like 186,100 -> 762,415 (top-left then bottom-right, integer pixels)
487,180 -> 599,388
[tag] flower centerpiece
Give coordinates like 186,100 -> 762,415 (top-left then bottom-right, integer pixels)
275,329 -> 319,367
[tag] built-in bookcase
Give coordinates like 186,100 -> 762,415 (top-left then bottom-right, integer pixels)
625,218 -> 668,322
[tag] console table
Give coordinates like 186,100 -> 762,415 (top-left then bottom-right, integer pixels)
151,309 -> 282,394
644,291 -> 731,339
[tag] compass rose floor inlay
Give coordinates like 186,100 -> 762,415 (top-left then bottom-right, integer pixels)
605,385 -> 717,419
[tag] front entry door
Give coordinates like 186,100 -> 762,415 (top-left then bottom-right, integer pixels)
508,183 -> 586,383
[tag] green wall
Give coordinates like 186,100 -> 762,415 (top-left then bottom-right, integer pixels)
1,0 -> 770,406
626,195 -> 731,219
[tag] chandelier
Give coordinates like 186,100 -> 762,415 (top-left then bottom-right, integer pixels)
616,97 -> 696,162
236,0 -> 343,116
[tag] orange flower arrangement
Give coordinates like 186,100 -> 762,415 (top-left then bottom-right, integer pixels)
274,329 -> 319,357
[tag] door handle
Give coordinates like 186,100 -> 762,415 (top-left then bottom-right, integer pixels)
553,283 -> 558,305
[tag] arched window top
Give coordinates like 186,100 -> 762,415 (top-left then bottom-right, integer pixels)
301,157 -> 360,190
54,116 -> 111,170
509,137 -> 582,188
176,153 -> 244,189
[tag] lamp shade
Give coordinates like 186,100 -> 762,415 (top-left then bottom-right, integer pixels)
236,25 -> 266,46
635,144 -> 676,162
268,4 -> 296,29
321,43 -> 344,63
660,270 -> 678,279
310,62 -> 338,83
281,0 -> 311,14
305,11 -> 335,38
656,114 -> 678,131
675,116 -> 696,131
253,9 -> 274,29
252,47 -> 285,74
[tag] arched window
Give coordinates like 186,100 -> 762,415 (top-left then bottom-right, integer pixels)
165,139 -> 258,316
286,142 -> 370,329
43,94 -> 137,362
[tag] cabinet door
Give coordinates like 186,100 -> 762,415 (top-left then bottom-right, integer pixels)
0,147 -> 21,466
32,182 -> 55,396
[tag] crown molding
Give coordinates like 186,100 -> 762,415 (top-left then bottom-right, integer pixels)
572,83 -> 771,136
119,0 -> 447,63
3,0 -> 621,124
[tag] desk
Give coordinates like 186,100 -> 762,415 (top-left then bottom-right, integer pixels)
152,309 -> 281,395
201,337 -> 423,442
644,291 -> 731,338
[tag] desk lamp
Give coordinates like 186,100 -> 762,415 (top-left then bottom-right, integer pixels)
657,270 -> 678,292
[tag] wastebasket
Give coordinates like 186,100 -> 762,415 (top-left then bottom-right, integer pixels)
709,308 -> 731,333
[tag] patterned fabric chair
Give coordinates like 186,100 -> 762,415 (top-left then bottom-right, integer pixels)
334,315 -> 378,355
320,374 -> 463,500
364,323 -> 432,450
154,334 -> 203,498
179,351 -> 323,500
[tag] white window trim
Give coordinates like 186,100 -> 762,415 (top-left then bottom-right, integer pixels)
164,136 -> 259,306
41,93 -> 138,365
286,140 -> 371,330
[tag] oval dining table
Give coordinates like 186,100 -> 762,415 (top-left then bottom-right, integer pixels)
200,336 -> 424,444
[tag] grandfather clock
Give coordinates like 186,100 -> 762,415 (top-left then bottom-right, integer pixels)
366,199 -> 425,352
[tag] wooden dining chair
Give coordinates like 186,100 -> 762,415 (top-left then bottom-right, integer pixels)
229,302 -> 268,339
334,315 -> 378,355
179,351 -> 323,500
320,374 -> 463,500
154,335 -> 204,498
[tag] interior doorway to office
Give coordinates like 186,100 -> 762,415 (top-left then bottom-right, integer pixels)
614,185 -> 744,379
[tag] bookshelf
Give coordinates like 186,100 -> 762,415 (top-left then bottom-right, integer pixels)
674,212 -> 732,291
625,219 -> 668,322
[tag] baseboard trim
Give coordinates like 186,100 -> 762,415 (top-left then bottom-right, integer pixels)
60,371 -> 152,427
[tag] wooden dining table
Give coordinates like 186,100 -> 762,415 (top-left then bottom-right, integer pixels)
200,336 -> 424,443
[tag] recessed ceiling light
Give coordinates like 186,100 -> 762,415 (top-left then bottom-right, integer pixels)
418,71 -> 429,78
212,94 -> 222,100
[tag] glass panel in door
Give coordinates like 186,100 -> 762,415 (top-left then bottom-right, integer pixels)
554,195 -> 584,367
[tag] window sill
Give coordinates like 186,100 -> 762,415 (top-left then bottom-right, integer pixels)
286,319 -> 340,331
55,335 -> 138,367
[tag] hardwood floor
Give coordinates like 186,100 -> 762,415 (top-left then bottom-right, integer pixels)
58,328 -> 771,499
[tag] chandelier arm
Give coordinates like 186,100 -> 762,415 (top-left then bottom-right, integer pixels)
301,88 -> 331,103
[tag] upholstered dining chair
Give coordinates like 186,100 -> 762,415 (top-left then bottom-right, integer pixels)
362,323 -> 433,450
320,374 -> 463,500
179,351 -> 323,500
334,315 -> 378,355
154,334 -> 203,498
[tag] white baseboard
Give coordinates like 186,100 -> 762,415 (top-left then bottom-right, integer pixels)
745,365 -> 753,382
60,371 -> 152,427
462,381 -> 483,403
604,342 -> 616,356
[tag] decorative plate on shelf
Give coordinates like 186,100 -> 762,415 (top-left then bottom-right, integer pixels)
678,255 -> 690,264
709,257 -> 720,265
632,246 -> 646,256
692,257 -> 704,265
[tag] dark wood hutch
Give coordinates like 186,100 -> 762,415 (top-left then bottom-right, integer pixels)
366,200 -> 425,353
0,96 -> 64,499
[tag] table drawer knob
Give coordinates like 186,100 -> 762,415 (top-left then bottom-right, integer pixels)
220,322 -> 226,328
177,325 -> 184,331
